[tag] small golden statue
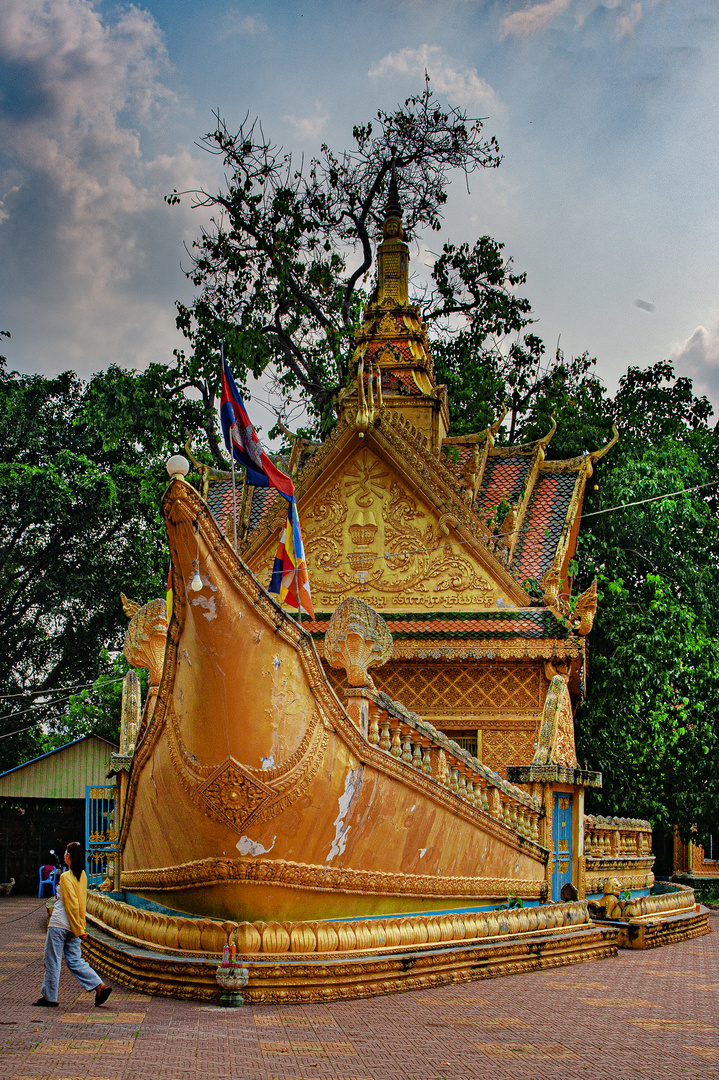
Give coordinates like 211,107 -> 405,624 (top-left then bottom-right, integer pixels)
588,877 -> 637,920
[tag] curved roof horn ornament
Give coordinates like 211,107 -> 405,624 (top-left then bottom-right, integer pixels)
590,423 -> 619,464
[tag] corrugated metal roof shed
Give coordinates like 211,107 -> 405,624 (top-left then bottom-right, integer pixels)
0,735 -> 118,799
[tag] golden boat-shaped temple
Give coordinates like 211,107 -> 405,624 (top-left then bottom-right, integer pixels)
86,186 -> 709,1002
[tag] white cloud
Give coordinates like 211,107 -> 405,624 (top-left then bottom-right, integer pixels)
223,12 -> 268,37
283,107 -> 329,142
616,1 -> 642,39
0,0 -> 208,375
368,45 -> 500,112
499,0 -> 570,39
670,324 -> 719,407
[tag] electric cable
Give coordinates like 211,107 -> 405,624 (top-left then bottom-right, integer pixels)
0,676 -> 124,703
581,478 -> 719,518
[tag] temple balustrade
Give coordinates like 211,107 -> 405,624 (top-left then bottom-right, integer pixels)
348,687 -> 544,847
584,814 -> 655,894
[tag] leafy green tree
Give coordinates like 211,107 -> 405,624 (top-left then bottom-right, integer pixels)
575,364 -> 719,843
168,83 -> 536,450
50,650 -> 149,750
434,334 -> 614,458
0,358 -> 185,771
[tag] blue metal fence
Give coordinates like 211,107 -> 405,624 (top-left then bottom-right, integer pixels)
85,784 -> 118,888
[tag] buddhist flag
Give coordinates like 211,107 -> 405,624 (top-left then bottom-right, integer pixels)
269,498 -> 315,619
219,354 -> 314,620
220,355 -> 294,498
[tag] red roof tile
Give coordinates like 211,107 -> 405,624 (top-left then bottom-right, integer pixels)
477,456 -> 531,514
512,472 -> 578,582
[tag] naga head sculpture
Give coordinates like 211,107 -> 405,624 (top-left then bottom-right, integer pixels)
324,596 -> 393,690
121,593 -> 168,688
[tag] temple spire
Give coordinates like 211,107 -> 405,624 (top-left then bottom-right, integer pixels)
376,152 -> 409,307
339,149 -> 449,450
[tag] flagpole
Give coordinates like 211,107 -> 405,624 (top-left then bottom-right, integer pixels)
296,563 -> 301,625
293,500 -> 301,625
231,456 -> 238,554
222,340 -> 238,554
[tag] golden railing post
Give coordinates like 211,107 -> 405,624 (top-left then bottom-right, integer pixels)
379,712 -> 391,752
390,719 -> 402,758
401,727 -> 413,765
457,763 -> 467,798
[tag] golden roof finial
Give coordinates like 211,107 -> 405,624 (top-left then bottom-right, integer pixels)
377,149 -> 409,307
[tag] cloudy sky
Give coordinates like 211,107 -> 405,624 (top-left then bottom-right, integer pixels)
1,0 -> 719,419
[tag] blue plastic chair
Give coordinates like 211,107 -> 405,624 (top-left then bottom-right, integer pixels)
38,866 -> 58,898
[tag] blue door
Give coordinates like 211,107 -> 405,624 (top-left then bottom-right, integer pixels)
552,793 -> 573,901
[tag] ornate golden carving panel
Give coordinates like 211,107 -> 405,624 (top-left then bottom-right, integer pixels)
166,702 -> 329,833
254,447 -> 509,612
480,729 -> 537,777
325,661 -> 544,717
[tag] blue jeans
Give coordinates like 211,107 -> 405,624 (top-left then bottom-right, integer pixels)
41,928 -> 102,1002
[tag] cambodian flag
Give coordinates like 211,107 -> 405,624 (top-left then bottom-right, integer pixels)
220,355 -> 295,499
220,355 -> 314,619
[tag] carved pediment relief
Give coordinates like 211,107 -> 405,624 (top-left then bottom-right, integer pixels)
249,445 -> 519,614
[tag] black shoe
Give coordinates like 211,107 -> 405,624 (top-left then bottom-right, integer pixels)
94,985 -> 112,1007
32,997 -> 58,1007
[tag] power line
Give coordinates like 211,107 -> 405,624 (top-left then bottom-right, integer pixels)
0,680 -> 124,726
0,676 -> 124,703
0,722 -> 43,741
581,478 -> 719,519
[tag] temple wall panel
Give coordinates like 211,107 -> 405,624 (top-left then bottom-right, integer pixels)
324,659 -> 545,778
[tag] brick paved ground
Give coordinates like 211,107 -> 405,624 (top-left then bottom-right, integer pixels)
1,896 -> 717,1080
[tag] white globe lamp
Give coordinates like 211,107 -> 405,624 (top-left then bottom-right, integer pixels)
166,455 -> 190,480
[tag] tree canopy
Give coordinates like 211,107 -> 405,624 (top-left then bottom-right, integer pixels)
574,363 -> 719,845
0,354 -> 191,770
168,83 -> 534,453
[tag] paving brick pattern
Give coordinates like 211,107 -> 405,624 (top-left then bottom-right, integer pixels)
1,896 -> 717,1079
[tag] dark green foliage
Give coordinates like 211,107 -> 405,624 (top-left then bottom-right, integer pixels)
0,359 -> 180,771
53,650 -> 149,749
575,365 -> 719,844
434,330 -> 615,458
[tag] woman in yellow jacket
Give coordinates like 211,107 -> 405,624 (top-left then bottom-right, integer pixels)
33,842 -> 112,1007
